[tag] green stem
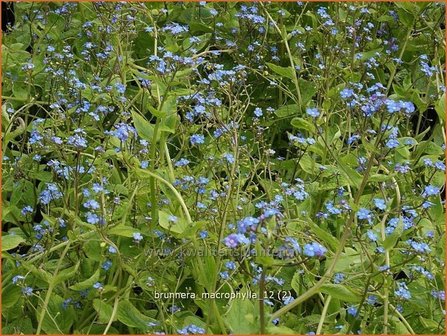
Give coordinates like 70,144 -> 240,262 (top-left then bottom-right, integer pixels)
261,4 -> 302,106
259,270 -> 266,334
138,169 -> 192,223
36,242 -> 71,334
388,303 -> 415,334
386,27 -> 412,94
103,296 -> 119,335
316,295 -> 332,335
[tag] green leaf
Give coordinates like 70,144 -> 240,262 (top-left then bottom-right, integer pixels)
225,298 -> 258,334
337,156 -> 363,189
395,8 -> 414,27
308,221 -> 339,252
267,326 -> 297,334
383,217 -> 404,251
20,260 -> 51,284
328,248 -> 361,273
195,254 -> 218,291
390,316 -> 411,334
435,93 -> 445,122
298,78 -> 317,105
12,82 -> 28,100
39,294 -> 74,334
108,225 -> 142,238
2,235 -> 25,251
291,117 -> 316,133
299,154 -> 317,174
320,284 -> 360,303
158,210 -> 188,234
69,269 -> 100,291
53,262 -> 80,286
2,317 -> 34,334
147,104 -> 165,118
419,316 -> 440,332
2,286 -> 22,308
266,62 -> 294,80
28,170 -> 53,182
275,104 -> 299,118
93,299 -> 115,324
131,110 -> 154,141
117,300 -> 156,330
291,271 -> 301,294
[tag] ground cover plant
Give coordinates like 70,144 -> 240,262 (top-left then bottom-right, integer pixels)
1,1 -> 446,334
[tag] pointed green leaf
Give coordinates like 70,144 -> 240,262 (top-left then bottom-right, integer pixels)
320,284 -> 360,303
69,269 -> 100,291
2,235 -> 25,251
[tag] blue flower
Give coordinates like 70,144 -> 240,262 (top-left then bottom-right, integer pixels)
93,282 -> 103,290
133,232 -> 143,242
347,305 -> 358,316
168,215 -> 178,223
22,286 -> 33,296
395,282 -> 411,300
21,206 -> 34,216
175,158 -> 190,167
283,295 -> 294,305
326,201 -> 341,215
51,136 -> 62,145
254,107 -> 263,117
86,212 -> 100,224
83,199 -> 100,210
431,290 -> 445,301
190,134 -> 205,145
422,185 -> 440,198
22,63 -> 35,71
333,273 -> 345,284
373,198 -> 386,211
102,260 -> 112,271
340,88 -> 354,99
162,22 -> 189,35
67,133 -> 88,149
306,107 -> 320,118
219,271 -> 229,280
385,99 -> 401,113
366,230 -> 378,242
115,83 -> 126,94
237,217 -> 259,234
423,158 -> 433,167
347,134 -> 360,145
12,275 -> 25,284
222,153 -> 235,164
284,237 -> 301,254
395,162 -> 411,174
366,295 -> 378,305
385,138 -> 399,149
422,201 -> 434,209
225,261 -> 236,270
435,161 -> 446,171
357,208 -> 372,223
39,183 -> 63,205
303,242 -> 327,257
406,239 -> 431,254
112,123 -> 135,142
177,324 -> 206,335
223,233 -> 249,248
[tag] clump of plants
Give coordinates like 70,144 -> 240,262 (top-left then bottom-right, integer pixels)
2,2 -> 445,334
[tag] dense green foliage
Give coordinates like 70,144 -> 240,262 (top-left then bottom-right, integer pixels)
2,2 -> 446,334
